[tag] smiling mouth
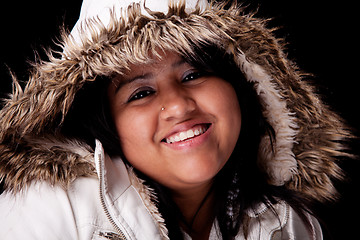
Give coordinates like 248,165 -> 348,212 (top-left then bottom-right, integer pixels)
162,124 -> 211,144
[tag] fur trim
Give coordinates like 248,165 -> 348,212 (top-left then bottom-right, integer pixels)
235,54 -> 299,185
128,168 -> 169,239
0,1 -> 354,202
0,135 -> 96,192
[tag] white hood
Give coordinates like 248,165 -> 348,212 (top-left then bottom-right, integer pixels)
70,0 -> 209,45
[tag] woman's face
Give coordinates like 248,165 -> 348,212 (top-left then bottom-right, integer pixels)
108,52 -> 241,192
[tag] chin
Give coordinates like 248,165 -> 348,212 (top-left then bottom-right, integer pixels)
175,159 -> 225,185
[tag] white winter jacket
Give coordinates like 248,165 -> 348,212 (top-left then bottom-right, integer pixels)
0,0 -> 352,239
0,141 -> 322,240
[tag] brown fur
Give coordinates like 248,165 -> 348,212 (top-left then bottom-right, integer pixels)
0,2 -> 353,202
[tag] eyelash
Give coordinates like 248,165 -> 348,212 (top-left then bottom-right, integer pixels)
127,71 -> 206,102
128,88 -> 155,102
182,71 -> 205,82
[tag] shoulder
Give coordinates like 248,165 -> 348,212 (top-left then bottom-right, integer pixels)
0,181 -> 80,239
0,177 -> 109,240
237,201 -> 322,240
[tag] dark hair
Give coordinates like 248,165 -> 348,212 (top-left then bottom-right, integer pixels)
62,44 -> 314,239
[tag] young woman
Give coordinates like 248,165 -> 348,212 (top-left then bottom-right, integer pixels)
0,0 -> 353,239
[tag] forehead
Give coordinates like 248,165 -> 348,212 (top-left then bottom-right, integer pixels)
117,51 -> 188,76
130,51 -> 184,72
110,51 -> 190,88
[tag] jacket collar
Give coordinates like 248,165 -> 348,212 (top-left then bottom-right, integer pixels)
94,140 -> 169,239
94,139 -> 131,200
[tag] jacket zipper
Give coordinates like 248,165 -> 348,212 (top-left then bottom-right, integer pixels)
97,152 -> 127,240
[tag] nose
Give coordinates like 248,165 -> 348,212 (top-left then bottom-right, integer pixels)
159,85 -> 196,121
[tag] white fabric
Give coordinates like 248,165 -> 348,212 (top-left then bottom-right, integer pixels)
70,0 -> 209,44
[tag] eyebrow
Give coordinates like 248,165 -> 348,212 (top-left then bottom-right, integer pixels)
115,73 -> 153,93
114,58 -> 188,92
172,58 -> 187,68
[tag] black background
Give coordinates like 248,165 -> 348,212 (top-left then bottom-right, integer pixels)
1,1 -> 359,239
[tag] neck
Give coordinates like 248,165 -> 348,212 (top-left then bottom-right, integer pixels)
170,181 -> 216,239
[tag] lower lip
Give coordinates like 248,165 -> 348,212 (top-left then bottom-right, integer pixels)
161,124 -> 212,151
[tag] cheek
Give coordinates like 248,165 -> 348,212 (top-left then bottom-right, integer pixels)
198,80 -> 241,129
197,80 -> 242,153
115,110 -> 151,146
112,107 -> 158,166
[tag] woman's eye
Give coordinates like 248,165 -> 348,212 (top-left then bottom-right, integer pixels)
182,71 -> 205,83
128,89 -> 154,102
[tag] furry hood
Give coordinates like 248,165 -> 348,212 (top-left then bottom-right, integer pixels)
0,0 -> 353,202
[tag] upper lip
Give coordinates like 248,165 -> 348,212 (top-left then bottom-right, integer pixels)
160,119 -> 212,143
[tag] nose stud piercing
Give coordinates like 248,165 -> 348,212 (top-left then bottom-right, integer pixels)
161,107 -> 165,111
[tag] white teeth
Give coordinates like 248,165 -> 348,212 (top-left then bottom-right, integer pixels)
165,125 -> 208,144
187,129 -> 194,138
179,132 -> 187,141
